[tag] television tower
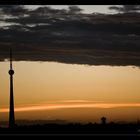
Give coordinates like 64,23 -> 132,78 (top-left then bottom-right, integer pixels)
8,48 -> 15,128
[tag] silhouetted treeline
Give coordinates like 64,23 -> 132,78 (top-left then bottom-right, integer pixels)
0,122 -> 140,134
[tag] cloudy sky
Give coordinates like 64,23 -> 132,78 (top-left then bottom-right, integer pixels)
0,5 -> 140,123
0,5 -> 140,66
24,5 -> 116,14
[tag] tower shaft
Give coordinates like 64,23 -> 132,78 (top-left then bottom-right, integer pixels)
9,75 -> 15,128
8,48 -> 15,128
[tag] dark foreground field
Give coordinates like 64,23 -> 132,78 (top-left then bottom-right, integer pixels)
0,123 -> 140,135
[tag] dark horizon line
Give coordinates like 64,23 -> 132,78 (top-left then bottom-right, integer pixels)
0,119 -> 139,123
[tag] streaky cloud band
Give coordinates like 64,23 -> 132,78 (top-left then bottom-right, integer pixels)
1,103 -> 140,113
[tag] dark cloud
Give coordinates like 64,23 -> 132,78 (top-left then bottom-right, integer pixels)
68,5 -> 83,14
109,5 -> 140,13
0,5 -> 140,66
0,5 -> 28,16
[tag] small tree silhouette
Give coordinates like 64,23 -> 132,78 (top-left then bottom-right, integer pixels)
101,117 -> 107,125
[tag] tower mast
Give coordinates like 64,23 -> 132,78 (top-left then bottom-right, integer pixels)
9,48 -> 15,128
10,48 -> 12,70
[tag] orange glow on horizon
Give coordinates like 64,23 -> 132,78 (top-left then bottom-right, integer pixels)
1,102 -> 140,113
1,61 -> 140,121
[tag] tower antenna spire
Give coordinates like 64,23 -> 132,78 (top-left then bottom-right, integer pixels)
10,48 -> 13,70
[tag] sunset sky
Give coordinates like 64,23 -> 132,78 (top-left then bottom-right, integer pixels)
0,61 -> 140,123
0,5 -> 140,124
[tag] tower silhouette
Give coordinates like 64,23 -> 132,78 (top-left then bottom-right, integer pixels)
8,48 -> 15,128
101,117 -> 107,125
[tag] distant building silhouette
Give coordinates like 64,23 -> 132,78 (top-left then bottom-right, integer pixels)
101,117 -> 107,125
8,48 -> 15,128
137,119 -> 140,125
